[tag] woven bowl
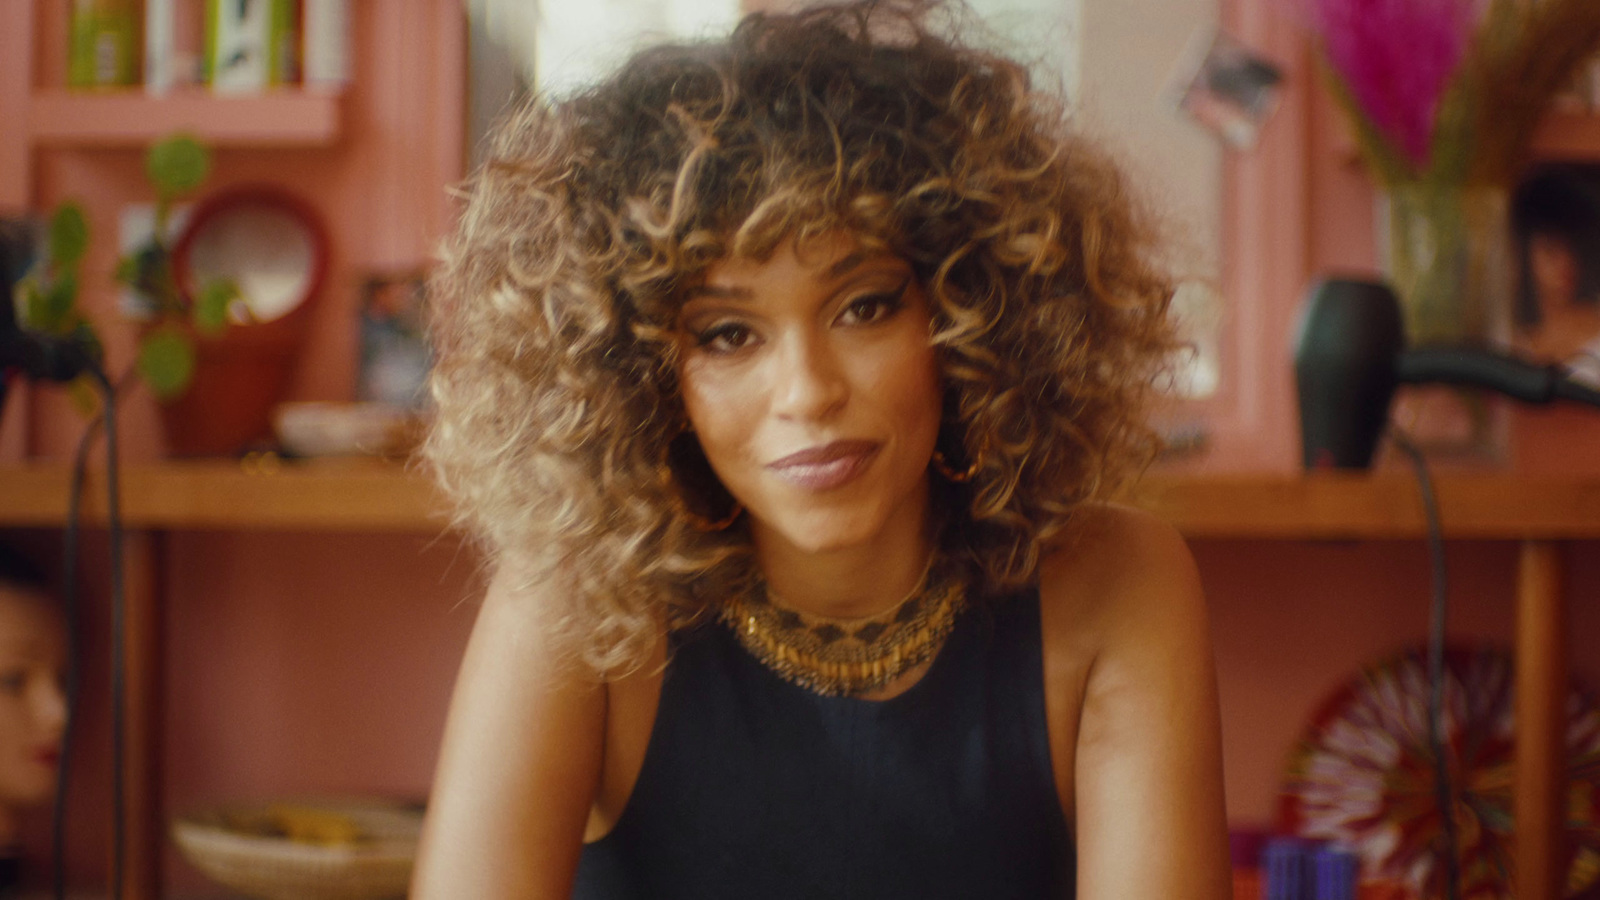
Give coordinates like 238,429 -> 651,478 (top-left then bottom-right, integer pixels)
170,798 -> 423,900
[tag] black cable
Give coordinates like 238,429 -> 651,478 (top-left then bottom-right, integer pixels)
54,409 -> 102,900
49,365 -> 135,900
1389,430 -> 1460,900
90,366 -> 126,900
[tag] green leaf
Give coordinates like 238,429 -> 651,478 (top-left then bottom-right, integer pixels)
43,272 -> 78,326
137,328 -> 197,400
67,375 -> 102,418
113,254 -> 140,286
193,280 -> 238,334
18,280 -> 49,330
49,203 -> 89,266
146,135 -> 210,198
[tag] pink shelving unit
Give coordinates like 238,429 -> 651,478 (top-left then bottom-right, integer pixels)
28,88 -> 344,148
1531,111 -> 1600,162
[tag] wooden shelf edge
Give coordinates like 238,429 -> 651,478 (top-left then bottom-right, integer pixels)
28,88 -> 344,148
1137,472 -> 1600,539
3,462 -> 1600,538
0,459 -> 451,533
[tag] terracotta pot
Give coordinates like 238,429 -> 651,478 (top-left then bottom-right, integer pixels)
159,185 -> 329,457
156,313 -> 309,458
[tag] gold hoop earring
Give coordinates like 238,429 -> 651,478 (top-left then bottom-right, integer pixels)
680,498 -> 744,532
930,425 -> 985,483
931,448 -> 981,483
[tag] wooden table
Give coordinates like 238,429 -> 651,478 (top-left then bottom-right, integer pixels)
3,460 -> 1595,900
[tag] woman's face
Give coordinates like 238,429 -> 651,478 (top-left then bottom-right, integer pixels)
676,234 -> 943,557
0,587 -> 65,813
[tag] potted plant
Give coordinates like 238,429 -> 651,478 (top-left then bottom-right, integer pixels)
18,134 -> 240,405
17,134 -> 323,455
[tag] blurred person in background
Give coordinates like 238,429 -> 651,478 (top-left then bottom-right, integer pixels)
0,545 -> 65,896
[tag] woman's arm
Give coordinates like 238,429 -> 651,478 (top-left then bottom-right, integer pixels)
411,561 -> 606,899
1044,506 -> 1231,900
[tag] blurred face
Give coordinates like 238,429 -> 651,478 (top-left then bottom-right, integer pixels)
0,587 -> 66,813
676,234 -> 943,557
1530,233 -> 1580,310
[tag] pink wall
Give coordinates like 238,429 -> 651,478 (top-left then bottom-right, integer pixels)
2,0 -> 1598,891
158,532 -> 479,892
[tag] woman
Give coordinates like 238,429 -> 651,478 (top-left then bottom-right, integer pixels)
414,2 -> 1230,897
0,546 -> 66,895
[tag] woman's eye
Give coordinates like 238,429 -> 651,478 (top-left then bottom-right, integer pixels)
695,323 -> 756,354
840,283 -> 908,326
0,670 -> 26,695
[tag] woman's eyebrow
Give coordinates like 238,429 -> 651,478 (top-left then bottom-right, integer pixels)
826,251 -> 869,278
827,250 -> 910,279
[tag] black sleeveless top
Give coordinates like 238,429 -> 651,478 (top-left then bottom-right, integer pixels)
572,589 -> 1073,899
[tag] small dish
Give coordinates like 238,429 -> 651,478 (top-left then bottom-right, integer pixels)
171,797 -> 423,900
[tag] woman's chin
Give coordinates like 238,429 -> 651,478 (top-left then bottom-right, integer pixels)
752,509 -> 893,557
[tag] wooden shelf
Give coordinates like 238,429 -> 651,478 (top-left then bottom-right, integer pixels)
28,88 -> 343,147
1135,472 -> 1600,539
0,459 -> 446,532
3,460 -> 1600,538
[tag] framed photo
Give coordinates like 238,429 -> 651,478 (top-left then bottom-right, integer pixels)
1511,163 -> 1600,388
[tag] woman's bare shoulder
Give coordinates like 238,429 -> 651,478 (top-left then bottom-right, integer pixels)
1036,503 -> 1202,646
1037,505 -> 1230,898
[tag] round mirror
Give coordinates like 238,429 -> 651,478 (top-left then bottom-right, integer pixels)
173,187 -> 329,325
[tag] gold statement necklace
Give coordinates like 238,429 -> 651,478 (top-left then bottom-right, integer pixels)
719,562 -> 965,697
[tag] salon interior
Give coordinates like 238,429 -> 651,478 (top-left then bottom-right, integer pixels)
2,0 -> 1600,898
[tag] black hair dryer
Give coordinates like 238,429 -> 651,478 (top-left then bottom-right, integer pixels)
1292,277 -> 1600,469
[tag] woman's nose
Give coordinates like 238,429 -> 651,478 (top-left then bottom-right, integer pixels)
771,333 -> 848,421
35,677 -> 67,735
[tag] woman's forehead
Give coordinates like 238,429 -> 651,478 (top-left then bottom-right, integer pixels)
0,587 -> 62,645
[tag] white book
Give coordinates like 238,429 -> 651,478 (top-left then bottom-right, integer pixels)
144,0 -> 176,94
210,0 -> 273,93
302,0 -> 351,89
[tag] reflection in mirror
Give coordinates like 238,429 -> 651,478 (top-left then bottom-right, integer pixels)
1512,163 -> 1600,387
0,545 -> 66,895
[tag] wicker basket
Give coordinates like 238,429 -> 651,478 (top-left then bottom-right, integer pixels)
170,798 -> 422,900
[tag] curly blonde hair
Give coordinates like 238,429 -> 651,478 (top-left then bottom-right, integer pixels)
425,0 -> 1178,674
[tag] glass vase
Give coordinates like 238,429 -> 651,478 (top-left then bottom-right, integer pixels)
1380,184 -> 1515,463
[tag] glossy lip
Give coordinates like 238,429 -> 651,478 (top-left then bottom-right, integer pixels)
766,440 -> 881,491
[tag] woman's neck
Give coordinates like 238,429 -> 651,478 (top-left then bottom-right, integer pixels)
0,806 -> 20,850
752,516 -> 935,620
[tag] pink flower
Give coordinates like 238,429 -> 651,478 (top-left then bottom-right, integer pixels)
1302,0 -> 1481,168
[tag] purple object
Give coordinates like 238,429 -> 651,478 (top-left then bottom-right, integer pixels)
1312,846 -> 1360,900
1262,837 -> 1313,900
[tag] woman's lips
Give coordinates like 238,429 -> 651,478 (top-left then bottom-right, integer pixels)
766,440 -> 880,491
33,747 -> 59,768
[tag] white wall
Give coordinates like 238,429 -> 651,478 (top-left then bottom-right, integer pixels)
1077,0 -> 1222,281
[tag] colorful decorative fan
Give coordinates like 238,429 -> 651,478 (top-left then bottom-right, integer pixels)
1278,646 -> 1600,899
